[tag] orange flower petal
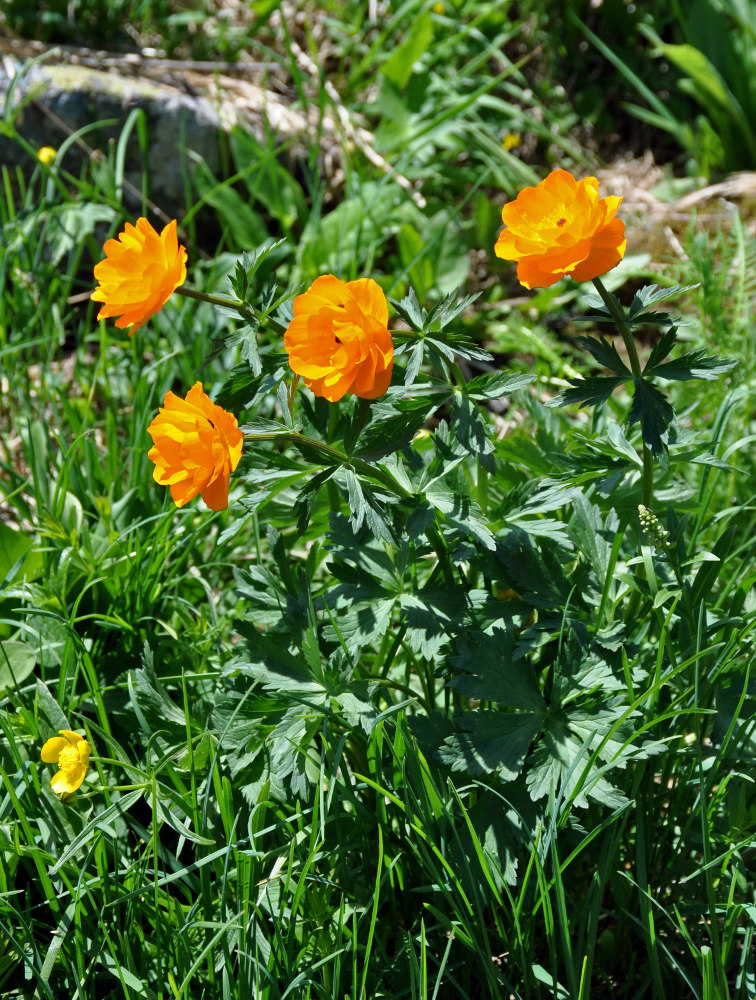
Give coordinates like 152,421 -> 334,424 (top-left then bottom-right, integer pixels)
147,382 -> 242,511
284,275 -> 394,401
92,218 -> 187,335
495,170 -> 626,289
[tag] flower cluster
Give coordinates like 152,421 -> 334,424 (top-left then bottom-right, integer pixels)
91,170 -> 622,514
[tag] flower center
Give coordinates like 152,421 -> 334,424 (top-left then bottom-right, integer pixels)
59,745 -> 80,773
556,218 -> 567,226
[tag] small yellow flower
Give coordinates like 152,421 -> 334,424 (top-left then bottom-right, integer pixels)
502,132 -> 521,152
432,1 -> 444,13
37,146 -> 57,166
41,729 -> 91,795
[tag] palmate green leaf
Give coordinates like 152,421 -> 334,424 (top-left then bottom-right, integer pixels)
217,360 -> 289,411
390,287 -> 492,366
644,325 -> 679,370
629,377 -> 675,463
449,628 -> 545,711
340,469 -> 397,544
645,349 -> 738,381
294,466 -> 338,534
354,396 -> 436,459
425,483 -> 496,550
525,724 -> 627,809
450,790 -> 526,889
437,709 -> 543,781
392,287 -> 425,331
567,495 -> 621,606
547,376 -> 626,409
627,282 -> 699,320
235,621 -> 325,698
322,596 -> 396,655
224,323 -> 262,374
226,239 -> 288,300
498,529 -> 574,609
398,585 -> 481,659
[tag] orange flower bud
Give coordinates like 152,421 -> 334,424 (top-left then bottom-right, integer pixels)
147,382 -> 243,511
284,274 -> 394,402
92,218 -> 187,335
494,169 -> 626,289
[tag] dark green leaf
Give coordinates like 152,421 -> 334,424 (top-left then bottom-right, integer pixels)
450,393 -> 495,471
645,349 -> 738,381
547,376 -> 626,409
643,325 -> 679,370
628,282 -> 699,319
629,378 -> 675,461
573,335 -> 632,376
438,710 -> 542,781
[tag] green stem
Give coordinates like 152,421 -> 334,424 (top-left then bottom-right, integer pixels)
591,276 -> 654,507
176,285 -> 288,335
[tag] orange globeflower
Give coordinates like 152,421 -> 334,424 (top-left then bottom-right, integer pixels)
494,169 -> 626,290
284,275 -> 393,402
147,382 -> 243,511
92,218 -> 187,335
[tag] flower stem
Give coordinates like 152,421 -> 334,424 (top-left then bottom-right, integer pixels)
176,285 -> 288,335
591,276 -> 654,507
591,276 -> 642,377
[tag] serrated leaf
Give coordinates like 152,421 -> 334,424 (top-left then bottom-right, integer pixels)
450,393 -> 495,471
438,710 -> 542,781
322,597 -> 395,655
450,629 -> 545,710
294,467 -> 338,534
465,371 -> 535,400
643,325 -> 679,370
340,469 -> 396,544
403,342 -> 424,387
425,484 -> 495,551
355,397 -> 436,459
628,282 -> 699,319
391,287 -> 425,330
573,335 -> 632,376
645,349 -> 738,381
629,378 -> 675,462
568,495 -> 620,605
225,323 -> 262,374
548,376 -> 626,409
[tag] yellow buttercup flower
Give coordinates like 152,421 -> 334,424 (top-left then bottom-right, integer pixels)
41,729 -> 91,795
37,146 -> 57,165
